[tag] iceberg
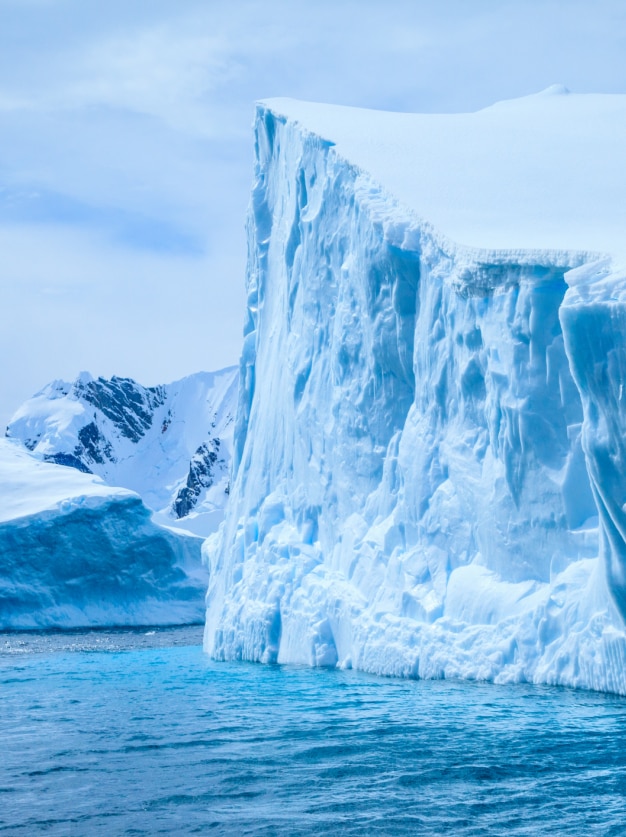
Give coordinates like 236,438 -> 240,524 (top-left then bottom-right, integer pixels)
204,89 -> 626,693
0,439 -> 206,630
7,368 -> 238,536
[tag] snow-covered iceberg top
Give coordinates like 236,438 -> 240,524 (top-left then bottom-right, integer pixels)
262,87 -> 626,261
0,438 -> 135,523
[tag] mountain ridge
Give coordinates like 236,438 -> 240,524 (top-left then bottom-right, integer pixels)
7,367 -> 238,536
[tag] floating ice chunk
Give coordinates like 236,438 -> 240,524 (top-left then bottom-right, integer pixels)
0,439 -> 205,629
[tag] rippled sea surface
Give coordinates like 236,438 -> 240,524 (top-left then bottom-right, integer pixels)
2,627 -> 626,835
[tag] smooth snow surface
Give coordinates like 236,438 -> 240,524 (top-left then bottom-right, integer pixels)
0,438 -> 133,523
0,439 -> 205,629
7,368 -> 238,536
205,91 -> 626,694
263,89 -> 626,259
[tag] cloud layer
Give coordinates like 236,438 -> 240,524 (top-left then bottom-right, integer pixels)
1,0 -> 625,422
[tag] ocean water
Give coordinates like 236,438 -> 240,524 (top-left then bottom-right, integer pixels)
2,627 -> 626,835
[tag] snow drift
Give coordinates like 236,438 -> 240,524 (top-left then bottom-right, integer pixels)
0,439 -> 205,630
205,89 -> 626,693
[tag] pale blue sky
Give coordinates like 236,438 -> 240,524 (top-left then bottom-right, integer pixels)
1,0 -> 625,423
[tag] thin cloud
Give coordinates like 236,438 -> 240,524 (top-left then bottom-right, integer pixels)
61,27 -> 242,137
0,0 -> 625,425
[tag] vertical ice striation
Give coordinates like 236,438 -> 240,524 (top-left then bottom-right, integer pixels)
205,96 -> 626,693
561,263 -> 626,622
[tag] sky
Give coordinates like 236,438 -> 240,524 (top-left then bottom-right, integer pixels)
1,0 -> 625,425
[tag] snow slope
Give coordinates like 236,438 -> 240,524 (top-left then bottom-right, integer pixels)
7,368 -> 238,536
204,89 -> 626,694
0,439 -> 205,629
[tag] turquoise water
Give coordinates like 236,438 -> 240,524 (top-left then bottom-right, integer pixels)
2,627 -> 626,835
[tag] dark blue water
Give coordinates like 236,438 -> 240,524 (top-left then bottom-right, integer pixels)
2,627 -> 626,835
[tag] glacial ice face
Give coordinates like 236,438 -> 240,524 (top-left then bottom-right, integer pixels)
7,368 -> 238,536
205,99 -> 626,693
0,440 -> 205,630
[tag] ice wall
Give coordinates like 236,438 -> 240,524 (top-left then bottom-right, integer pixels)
0,440 -> 206,629
205,103 -> 626,693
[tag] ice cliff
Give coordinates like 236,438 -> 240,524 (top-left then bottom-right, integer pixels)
7,368 -> 238,536
204,89 -> 626,694
0,439 -> 205,629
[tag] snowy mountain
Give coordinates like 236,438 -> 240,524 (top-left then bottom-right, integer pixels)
204,89 -> 626,694
7,368 -> 238,536
0,438 -> 206,630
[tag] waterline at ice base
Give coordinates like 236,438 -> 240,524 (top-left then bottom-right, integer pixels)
204,88 -> 626,694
